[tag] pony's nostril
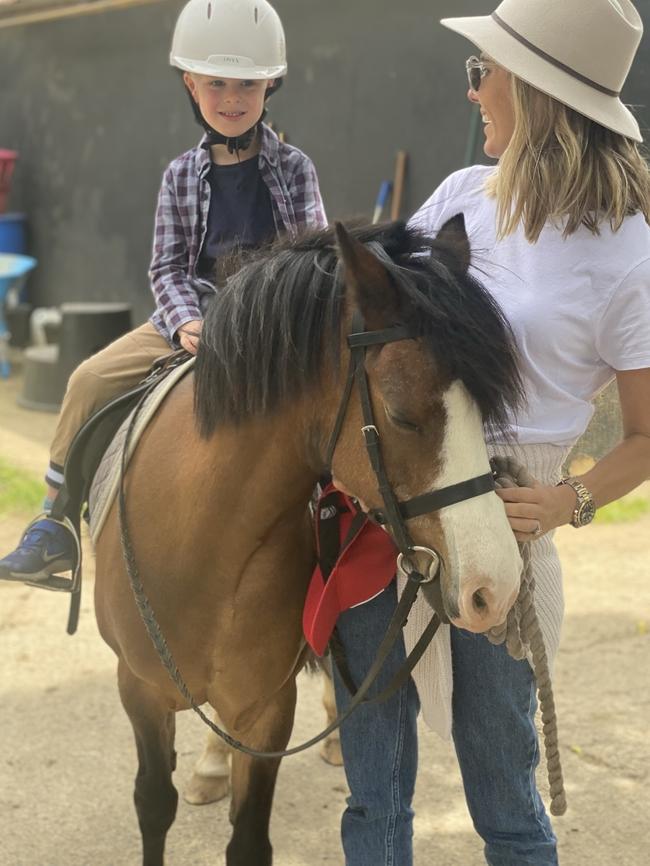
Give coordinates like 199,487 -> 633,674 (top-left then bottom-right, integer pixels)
472,588 -> 488,612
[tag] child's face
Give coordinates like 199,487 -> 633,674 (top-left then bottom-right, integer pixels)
184,73 -> 272,138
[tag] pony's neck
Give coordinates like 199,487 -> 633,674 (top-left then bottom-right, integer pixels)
200,399 -> 323,528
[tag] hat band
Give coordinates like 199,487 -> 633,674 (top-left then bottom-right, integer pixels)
491,12 -> 621,98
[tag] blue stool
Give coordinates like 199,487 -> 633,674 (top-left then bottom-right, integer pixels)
0,253 -> 37,377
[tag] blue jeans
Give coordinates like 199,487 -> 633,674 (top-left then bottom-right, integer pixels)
333,582 -> 558,865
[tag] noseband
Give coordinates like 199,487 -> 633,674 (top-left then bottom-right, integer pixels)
325,310 -> 496,617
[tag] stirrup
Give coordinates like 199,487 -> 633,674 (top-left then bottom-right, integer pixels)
21,513 -> 83,636
21,514 -> 82,594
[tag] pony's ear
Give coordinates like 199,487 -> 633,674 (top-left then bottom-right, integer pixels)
335,221 -> 400,327
434,213 -> 471,275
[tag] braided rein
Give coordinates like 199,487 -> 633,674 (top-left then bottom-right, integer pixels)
488,456 -> 567,817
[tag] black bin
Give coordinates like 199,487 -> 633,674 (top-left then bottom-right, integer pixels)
18,302 -> 132,412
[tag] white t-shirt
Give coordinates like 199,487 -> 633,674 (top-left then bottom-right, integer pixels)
411,165 -> 650,445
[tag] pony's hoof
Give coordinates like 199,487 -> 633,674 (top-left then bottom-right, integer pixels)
183,772 -> 230,805
319,736 -> 343,766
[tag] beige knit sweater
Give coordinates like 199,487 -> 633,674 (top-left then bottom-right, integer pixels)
398,442 -> 570,739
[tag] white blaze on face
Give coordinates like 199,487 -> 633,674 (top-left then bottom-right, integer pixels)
434,381 -> 522,632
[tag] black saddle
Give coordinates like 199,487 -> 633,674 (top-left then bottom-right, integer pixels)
51,350 -> 192,634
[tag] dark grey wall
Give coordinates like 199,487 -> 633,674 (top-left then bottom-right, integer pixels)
1,0 -> 649,323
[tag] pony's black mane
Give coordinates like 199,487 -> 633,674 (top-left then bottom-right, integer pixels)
194,222 -> 522,438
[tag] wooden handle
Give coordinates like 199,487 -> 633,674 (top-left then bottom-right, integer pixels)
0,0 -> 163,30
390,150 -> 408,220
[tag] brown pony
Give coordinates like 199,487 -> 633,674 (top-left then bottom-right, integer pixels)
94,219 -> 523,866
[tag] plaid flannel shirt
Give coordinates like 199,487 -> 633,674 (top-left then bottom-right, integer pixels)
149,123 -> 327,345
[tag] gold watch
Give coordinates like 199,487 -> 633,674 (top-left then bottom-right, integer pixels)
557,477 -> 596,528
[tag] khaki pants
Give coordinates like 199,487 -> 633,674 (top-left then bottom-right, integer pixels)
49,322 -> 171,473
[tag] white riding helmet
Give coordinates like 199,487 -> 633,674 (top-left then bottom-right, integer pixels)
170,0 -> 287,80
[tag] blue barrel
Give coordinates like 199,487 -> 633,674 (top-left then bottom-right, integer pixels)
0,213 -> 27,253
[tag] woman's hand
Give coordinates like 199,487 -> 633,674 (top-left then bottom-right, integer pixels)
496,480 -> 577,542
498,371 -> 650,543
177,319 -> 203,355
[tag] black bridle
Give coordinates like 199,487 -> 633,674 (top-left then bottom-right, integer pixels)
117,312 -> 497,759
322,311 -> 497,702
326,311 -> 495,582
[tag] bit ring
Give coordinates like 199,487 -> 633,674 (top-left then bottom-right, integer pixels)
397,545 -> 440,585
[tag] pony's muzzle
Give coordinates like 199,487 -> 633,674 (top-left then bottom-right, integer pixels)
453,577 -> 518,633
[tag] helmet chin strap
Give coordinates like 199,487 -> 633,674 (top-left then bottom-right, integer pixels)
184,78 -> 282,156
203,108 -> 267,154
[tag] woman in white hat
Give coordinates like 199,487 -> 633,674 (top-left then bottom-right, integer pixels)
332,1 -> 650,864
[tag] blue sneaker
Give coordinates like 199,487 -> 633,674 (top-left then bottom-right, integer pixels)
0,519 -> 76,583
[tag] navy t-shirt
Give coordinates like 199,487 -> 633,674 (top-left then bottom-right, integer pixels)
198,156 -> 276,280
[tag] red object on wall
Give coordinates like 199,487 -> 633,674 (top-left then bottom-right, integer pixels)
0,150 -> 18,214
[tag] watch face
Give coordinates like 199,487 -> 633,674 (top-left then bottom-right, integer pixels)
576,500 -> 596,526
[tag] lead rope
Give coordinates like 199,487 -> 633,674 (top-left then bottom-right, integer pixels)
487,456 -> 567,817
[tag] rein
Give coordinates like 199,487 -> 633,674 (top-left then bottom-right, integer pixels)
489,457 -> 567,816
116,313 -> 513,760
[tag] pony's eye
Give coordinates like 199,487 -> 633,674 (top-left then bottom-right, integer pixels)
385,406 -> 421,433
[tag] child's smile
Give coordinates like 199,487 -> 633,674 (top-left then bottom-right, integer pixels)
184,73 -> 271,139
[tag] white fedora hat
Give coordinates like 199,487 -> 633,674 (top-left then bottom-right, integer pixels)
441,0 -> 644,142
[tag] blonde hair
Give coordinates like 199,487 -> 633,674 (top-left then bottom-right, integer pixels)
486,76 -> 650,243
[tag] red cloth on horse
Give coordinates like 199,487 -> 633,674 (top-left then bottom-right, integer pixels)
303,484 -> 398,656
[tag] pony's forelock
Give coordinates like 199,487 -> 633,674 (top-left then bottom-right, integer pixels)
194,222 -> 523,438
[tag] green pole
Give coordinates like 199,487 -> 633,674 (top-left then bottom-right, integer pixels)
464,108 -> 482,167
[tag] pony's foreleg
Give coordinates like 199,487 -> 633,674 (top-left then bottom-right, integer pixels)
225,680 -> 297,866
319,659 -> 343,766
183,714 -> 231,805
117,660 -> 178,866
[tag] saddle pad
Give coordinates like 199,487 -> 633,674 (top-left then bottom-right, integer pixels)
88,357 -> 195,544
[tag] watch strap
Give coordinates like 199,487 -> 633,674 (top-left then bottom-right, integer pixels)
557,477 -> 595,527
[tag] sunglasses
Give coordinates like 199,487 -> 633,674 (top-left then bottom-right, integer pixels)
465,55 -> 491,92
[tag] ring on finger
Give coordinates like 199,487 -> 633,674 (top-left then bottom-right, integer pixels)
531,520 -> 543,537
